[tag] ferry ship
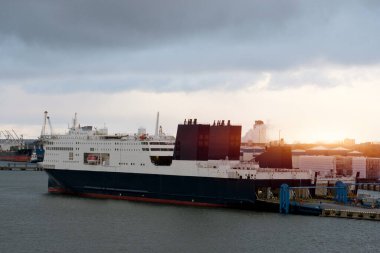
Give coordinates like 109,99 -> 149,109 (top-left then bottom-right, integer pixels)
43,113 -> 313,208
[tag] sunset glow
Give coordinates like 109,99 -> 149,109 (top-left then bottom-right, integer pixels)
0,1 -> 379,145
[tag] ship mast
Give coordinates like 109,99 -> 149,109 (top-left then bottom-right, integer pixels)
47,116 -> 53,136
41,111 -> 48,137
155,112 -> 160,137
72,112 -> 78,129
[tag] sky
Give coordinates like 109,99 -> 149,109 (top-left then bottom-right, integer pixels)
1,0 -> 380,143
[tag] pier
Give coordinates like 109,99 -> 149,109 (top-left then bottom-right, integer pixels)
0,161 -> 42,171
321,208 -> 380,221
278,182 -> 380,221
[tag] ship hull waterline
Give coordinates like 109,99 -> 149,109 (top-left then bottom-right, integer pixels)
45,169 -> 313,210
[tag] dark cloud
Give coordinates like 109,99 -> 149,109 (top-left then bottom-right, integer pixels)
0,0 -> 298,49
0,0 -> 380,92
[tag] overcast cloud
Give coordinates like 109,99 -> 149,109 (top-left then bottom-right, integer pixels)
1,0 -> 380,93
1,1 -> 380,142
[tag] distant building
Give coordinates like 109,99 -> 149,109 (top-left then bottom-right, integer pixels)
344,138 -> 356,146
352,157 -> 366,178
298,156 -> 336,177
305,146 -> 329,156
328,147 -> 350,156
366,158 -> 380,179
347,150 -> 363,157
335,156 -> 352,176
291,149 -> 306,169
269,138 -> 285,147
293,146 -> 368,178
242,120 -> 266,144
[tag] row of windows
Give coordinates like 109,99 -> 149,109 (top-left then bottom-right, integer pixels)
46,147 -> 173,154
80,142 -> 141,146
150,148 -> 174,151
115,142 -> 140,145
115,149 -> 141,151
47,142 -> 75,145
45,153 -> 59,156
47,141 -> 174,146
118,162 -> 145,166
46,147 -> 74,151
44,160 -> 60,163
149,142 -> 175,145
114,148 -> 173,152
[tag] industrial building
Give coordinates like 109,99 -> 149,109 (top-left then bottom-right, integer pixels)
292,146 -> 375,179
298,155 -> 336,177
367,158 -> 380,179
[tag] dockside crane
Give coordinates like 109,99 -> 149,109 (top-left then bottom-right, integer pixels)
12,129 -> 21,141
0,130 -> 5,139
5,130 -> 15,141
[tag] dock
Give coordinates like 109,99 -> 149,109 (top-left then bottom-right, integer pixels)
321,208 -> 380,221
257,198 -> 380,221
300,201 -> 380,221
0,161 -> 42,171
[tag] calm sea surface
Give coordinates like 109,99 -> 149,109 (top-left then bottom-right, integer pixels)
0,171 -> 379,253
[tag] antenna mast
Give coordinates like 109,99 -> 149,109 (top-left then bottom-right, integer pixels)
47,116 -> 53,136
41,111 -> 48,136
155,112 -> 160,137
72,112 -> 78,129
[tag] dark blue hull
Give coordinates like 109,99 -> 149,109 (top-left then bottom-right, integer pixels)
45,169 -> 312,209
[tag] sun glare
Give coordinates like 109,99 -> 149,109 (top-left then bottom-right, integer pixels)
292,129 -> 349,144
306,131 -> 347,144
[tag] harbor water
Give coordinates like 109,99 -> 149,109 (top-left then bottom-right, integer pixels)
0,171 -> 379,253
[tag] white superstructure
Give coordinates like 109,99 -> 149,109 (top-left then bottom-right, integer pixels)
42,113 -> 313,181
